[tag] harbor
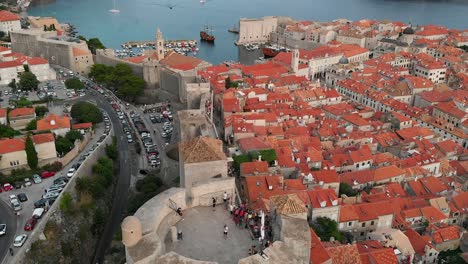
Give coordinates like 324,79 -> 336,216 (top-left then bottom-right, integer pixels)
117,39 -> 199,58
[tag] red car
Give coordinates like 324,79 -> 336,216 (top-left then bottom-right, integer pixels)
41,171 -> 56,179
3,183 -> 13,191
24,218 -> 38,231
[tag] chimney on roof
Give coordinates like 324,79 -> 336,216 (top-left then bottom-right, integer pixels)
258,155 -> 262,161
50,119 -> 56,126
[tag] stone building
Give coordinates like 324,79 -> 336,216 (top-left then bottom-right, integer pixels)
10,29 -> 94,74
179,137 -> 228,201
237,16 -> 278,45
0,133 -> 57,173
8,107 -> 36,130
0,10 -> 21,34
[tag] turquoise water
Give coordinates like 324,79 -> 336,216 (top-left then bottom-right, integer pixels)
28,0 -> 468,64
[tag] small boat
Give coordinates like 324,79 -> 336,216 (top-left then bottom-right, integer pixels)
228,24 -> 239,34
109,0 -> 120,13
200,25 -> 215,42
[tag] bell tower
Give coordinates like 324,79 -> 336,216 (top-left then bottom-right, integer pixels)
291,48 -> 299,73
155,27 -> 165,61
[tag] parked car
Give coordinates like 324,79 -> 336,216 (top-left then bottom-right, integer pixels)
32,174 -> 42,184
13,181 -> 23,189
53,177 -> 69,184
66,167 -> 76,178
51,181 -> 66,189
32,208 -> 45,219
34,199 -> 49,208
3,183 -> 13,191
42,191 -> 60,200
17,193 -> 28,202
11,199 -> 21,211
0,224 -> 6,236
24,218 -> 37,231
24,178 -> 32,187
41,171 -> 56,179
13,234 -> 27,247
46,185 -> 63,194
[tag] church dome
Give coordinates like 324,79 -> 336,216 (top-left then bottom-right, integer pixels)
339,57 -> 349,64
403,27 -> 415,35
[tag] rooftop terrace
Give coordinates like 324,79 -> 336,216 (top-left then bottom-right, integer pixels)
165,206 -> 257,264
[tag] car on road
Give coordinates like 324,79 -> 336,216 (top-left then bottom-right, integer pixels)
24,178 -> 32,187
3,183 -> 13,191
13,234 -> 28,247
24,218 -> 38,231
41,171 -> 56,179
66,168 -> 76,178
32,208 -> 45,219
32,174 -> 42,184
17,193 -> 28,202
0,224 -> 6,236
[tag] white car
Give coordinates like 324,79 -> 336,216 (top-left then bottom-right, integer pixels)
24,178 -> 32,187
32,208 -> 45,219
0,224 -> 6,236
66,168 -> 76,178
13,234 -> 27,247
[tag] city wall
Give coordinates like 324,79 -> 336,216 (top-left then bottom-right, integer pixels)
10,130 -> 114,264
94,49 -> 144,77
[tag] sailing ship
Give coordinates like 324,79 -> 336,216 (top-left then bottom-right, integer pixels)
200,25 -> 215,42
109,0 -> 120,13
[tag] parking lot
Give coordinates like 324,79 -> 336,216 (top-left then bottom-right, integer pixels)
0,73 -> 87,109
0,117 -> 109,258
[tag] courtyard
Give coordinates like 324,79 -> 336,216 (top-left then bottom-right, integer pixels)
165,205 -> 259,264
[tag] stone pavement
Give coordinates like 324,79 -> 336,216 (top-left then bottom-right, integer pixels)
165,206 -> 258,264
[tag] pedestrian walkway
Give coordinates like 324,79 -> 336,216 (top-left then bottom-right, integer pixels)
165,206 -> 254,264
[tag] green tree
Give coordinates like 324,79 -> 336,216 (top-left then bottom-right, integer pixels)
15,97 -> 33,107
105,138 -> 118,160
0,124 -> 20,138
89,64 -> 113,84
59,192 -> 74,216
248,149 -> 277,164
339,183 -> 358,197
25,119 -> 37,130
8,79 -> 16,90
70,101 -> 103,124
55,136 -> 74,156
43,25 -> 48,31
311,217 -> 344,243
34,106 -> 49,117
18,72 -> 40,90
86,37 -> 106,54
65,130 -> 83,143
232,154 -> 252,170
23,64 -> 30,72
25,136 -> 38,169
65,77 -> 85,91
116,75 -> 144,101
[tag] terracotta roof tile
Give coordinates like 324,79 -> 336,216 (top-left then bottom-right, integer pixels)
310,229 -> 332,264
0,11 -> 20,22
9,107 -> 35,118
269,193 -> 308,215
326,244 -> 362,264
37,114 -> 70,131
179,137 -> 226,163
